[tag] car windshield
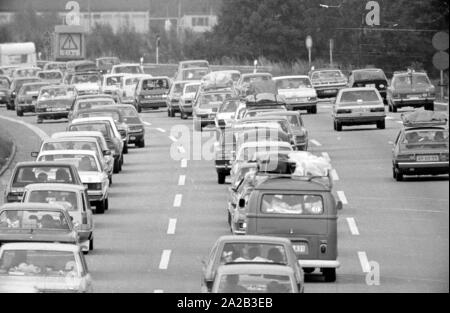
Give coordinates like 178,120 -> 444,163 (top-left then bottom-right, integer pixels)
220,100 -> 239,113
142,79 -> 170,90
0,77 -> 10,88
394,75 -> 431,88
261,194 -> 324,215
0,210 -> 70,230
71,74 -> 100,84
105,76 -> 122,86
402,129 -> 449,148
354,70 -> 386,81
38,72 -> 62,81
238,145 -> 292,161
200,93 -> 232,109
39,87 -> 74,100
76,100 -> 115,110
125,77 -> 141,86
69,123 -> 111,139
172,83 -> 187,94
28,190 -> 79,212
14,68 -> 40,77
340,90 -> 380,103
0,250 -> 78,278
79,111 -> 120,122
311,71 -> 344,80
185,84 -> 199,94
217,273 -> 293,293
14,79 -> 40,91
13,166 -> 74,187
115,66 -> 142,74
20,84 -> 45,95
38,154 -> 99,172
43,141 -> 97,153
276,78 -> 312,89
220,243 -> 288,265
243,75 -> 271,84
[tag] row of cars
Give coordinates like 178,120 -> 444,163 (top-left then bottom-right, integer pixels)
0,59 -> 152,292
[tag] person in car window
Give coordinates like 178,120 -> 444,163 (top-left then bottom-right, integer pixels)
37,172 -> 49,183
222,275 -> 247,293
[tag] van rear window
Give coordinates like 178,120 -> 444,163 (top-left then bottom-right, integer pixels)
261,194 -> 324,215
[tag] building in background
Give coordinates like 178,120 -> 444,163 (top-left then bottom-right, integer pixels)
0,0 -> 221,34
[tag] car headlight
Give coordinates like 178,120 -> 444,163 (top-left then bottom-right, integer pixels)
308,96 -> 317,101
397,154 -> 415,161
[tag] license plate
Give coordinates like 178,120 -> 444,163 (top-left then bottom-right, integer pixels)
292,243 -> 308,255
130,136 -> 136,141
366,84 -> 376,88
417,155 -> 439,162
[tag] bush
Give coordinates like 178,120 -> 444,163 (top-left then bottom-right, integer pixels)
0,135 -> 13,170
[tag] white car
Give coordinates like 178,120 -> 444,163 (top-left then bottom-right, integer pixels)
70,73 -> 101,96
215,98 -> 241,129
101,74 -> 124,101
119,74 -> 152,104
179,81 -> 201,119
36,150 -> 110,214
273,76 -> 318,114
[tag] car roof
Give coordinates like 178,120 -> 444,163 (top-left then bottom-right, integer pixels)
71,117 -> 115,124
20,82 -> 50,87
38,150 -> 97,157
241,116 -> 288,123
239,141 -> 292,149
15,161 -> 75,168
0,202 -> 66,212
217,235 -> 291,245
241,73 -> 272,78
44,137 -> 97,143
181,67 -> 209,71
141,76 -> 170,80
255,176 -> 330,191
114,63 -> 140,67
258,111 -> 299,117
0,242 -> 80,253
339,87 -> 379,93
216,264 -> 295,275
352,68 -> 384,73
24,183 -> 86,192
273,75 -> 310,80
52,131 -> 104,139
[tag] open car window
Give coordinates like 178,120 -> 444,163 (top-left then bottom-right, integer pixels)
28,190 -> 79,212
0,210 -> 70,230
220,243 -> 288,265
13,166 -> 74,187
261,194 -> 324,215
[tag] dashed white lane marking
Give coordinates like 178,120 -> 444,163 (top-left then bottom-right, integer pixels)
358,252 -> 371,273
178,175 -> 186,186
143,121 -> 152,126
322,152 -> 331,162
346,217 -> 360,235
167,219 -> 177,235
0,115 -> 49,140
159,250 -> 171,270
310,139 -> 322,147
156,128 -> 166,133
181,159 -> 187,168
173,194 -> 183,207
337,191 -> 348,205
169,136 -> 178,142
331,169 -> 340,181
177,145 -> 186,154
154,290 -> 164,293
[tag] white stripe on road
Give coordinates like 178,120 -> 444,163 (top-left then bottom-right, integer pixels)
143,121 -> 152,126
337,191 -> 348,205
159,250 -> 171,270
154,290 -> 164,293
321,152 -> 331,162
167,219 -> 177,235
331,169 -> 340,181
0,115 -> 49,141
173,194 -> 183,207
169,136 -> 178,142
346,217 -> 360,235
156,128 -> 166,133
178,175 -> 186,186
358,252 -> 371,273
310,139 -> 322,147
181,159 -> 187,168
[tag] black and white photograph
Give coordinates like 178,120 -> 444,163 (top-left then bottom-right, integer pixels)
0,0 -> 448,298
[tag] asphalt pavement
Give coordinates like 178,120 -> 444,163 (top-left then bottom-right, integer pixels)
0,102 -> 448,293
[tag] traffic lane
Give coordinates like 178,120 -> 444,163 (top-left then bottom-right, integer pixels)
306,107 -> 448,292
0,110 -> 68,137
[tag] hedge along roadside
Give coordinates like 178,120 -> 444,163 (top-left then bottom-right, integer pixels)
0,134 -> 16,177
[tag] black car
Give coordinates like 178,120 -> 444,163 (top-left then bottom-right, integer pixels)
348,68 -> 389,104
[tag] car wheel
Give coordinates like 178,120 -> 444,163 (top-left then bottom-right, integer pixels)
167,108 -> 171,117
119,158 -> 123,171
137,103 -> 142,113
218,173 -> 226,185
395,167 -> 404,182
113,158 -> 120,174
95,200 -> 105,214
310,106 -> 317,114
377,120 -> 386,129
227,212 -> 231,226
336,121 -> 342,132
425,103 -> 434,111
105,198 -> 109,211
89,237 -> 94,251
16,109 -> 23,117
109,175 -> 113,185
323,268 -> 336,282
392,104 -> 398,113
37,118 -> 43,124
123,144 -> 128,154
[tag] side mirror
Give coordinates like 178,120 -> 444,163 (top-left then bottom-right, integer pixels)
103,150 -> 112,156
238,198 -> 246,208
336,200 -> 343,211
30,152 -> 39,158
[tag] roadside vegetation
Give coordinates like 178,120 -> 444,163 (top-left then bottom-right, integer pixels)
0,134 -> 13,170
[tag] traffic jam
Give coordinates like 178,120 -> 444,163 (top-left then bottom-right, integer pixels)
0,31 -> 449,293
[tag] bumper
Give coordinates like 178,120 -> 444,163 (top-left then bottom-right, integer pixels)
138,100 -> 167,109
396,161 -> 449,175
180,106 -> 193,114
0,95 -> 9,103
87,190 -> 106,202
128,132 -> 144,143
315,86 -> 346,97
335,115 -> 385,125
287,102 -> 317,111
195,117 -> 215,127
16,103 -> 35,112
36,109 -> 69,119
215,163 -> 231,174
393,98 -> 435,108
298,260 -> 340,269
169,102 -> 181,112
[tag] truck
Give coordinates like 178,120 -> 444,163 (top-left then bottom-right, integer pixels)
0,42 -> 37,68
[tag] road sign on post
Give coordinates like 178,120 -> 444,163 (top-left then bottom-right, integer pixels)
432,31 -> 449,109
306,36 -> 313,69
54,25 -> 86,61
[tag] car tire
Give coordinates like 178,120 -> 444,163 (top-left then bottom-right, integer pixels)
95,200 -> 105,214
218,173 -> 226,185
123,144 -> 128,155
336,121 -> 342,132
137,103 -> 142,113
322,268 -> 336,282
113,158 -> 120,174
109,175 -> 113,185
377,120 -> 386,129
37,118 -> 43,124
394,167 -> 404,181
425,103 -> 434,111
89,237 -> 94,251
16,109 -> 23,117
310,106 -> 317,114
392,104 -> 398,113
119,158 -> 123,171
137,139 -> 145,148
105,198 -> 109,211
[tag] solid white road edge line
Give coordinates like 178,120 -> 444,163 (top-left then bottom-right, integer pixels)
159,250 -> 171,270
358,251 -> 371,273
143,121 -> 152,126
173,194 -> 183,207
167,219 -> 177,235
178,175 -> 186,186
331,169 -> 339,181
181,159 -> 187,168
156,128 -> 166,133
346,217 -> 360,236
337,191 -> 348,205
0,115 -> 49,141
154,290 -> 164,293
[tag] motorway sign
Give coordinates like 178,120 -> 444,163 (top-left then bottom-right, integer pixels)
433,51 -> 449,71
54,25 -> 85,60
59,33 -> 81,57
432,32 -> 449,51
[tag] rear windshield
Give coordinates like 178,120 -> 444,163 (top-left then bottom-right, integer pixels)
0,250 -> 78,278
71,74 -> 100,84
200,93 -> 232,109
13,166 -> 74,187
20,84 -> 46,95
38,154 -> 99,172
45,63 -> 66,71
76,99 -> 115,110
276,78 -> 312,89
115,66 -> 142,74
220,243 -> 288,265
69,123 -> 111,139
340,90 -> 380,103
261,194 -> 324,215
0,210 -> 70,231
354,70 -> 386,81
393,75 -> 431,88
183,69 -> 209,80
182,62 -> 209,69
243,75 -> 272,84
142,79 -> 170,90
39,87 -> 75,101
238,146 -> 292,161
0,77 -> 9,88
217,273 -> 293,293
78,111 -> 120,122
14,68 -> 40,77
311,71 -> 344,80
28,190 -> 79,212
105,76 -> 122,86
402,129 -> 449,148
43,141 -> 97,153
38,72 -> 62,81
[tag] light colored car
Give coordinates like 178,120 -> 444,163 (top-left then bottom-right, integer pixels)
36,150 -> 110,214
11,67 -> 41,79
70,72 -> 101,96
36,85 -> 77,123
37,70 -> 64,84
68,97 -> 116,122
332,87 -> 386,131
22,184 -> 95,253
101,73 -> 124,102
15,82 -> 50,117
309,68 -> 348,98
0,242 -> 93,293
179,81 -> 201,119
215,98 -> 241,129
119,74 -> 152,104
111,63 -> 144,75
43,61 -> 67,72
167,80 -> 191,117
274,76 -> 318,114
